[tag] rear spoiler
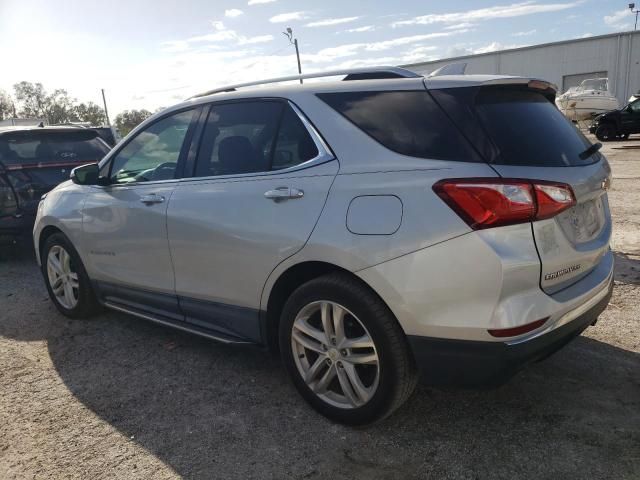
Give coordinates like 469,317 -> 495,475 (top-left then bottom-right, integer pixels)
425,76 -> 557,102
479,78 -> 558,92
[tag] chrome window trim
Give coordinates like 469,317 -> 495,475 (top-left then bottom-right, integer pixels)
92,177 -> 183,189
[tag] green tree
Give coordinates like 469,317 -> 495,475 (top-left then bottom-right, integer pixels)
13,81 -> 48,119
0,90 -> 16,120
13,82 -> 79,124
43,89 -> 76,124
73,102 -> 105,125
114,109 -> 152,135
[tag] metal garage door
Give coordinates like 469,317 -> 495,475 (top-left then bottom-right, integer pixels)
562,71 -> 608,93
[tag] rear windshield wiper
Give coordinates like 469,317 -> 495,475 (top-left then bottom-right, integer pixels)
579,142 -> 602,160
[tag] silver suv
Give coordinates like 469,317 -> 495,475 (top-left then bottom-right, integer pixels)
34,67 -> 613,424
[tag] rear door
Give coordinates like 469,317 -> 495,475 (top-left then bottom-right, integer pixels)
167,100 -> 337,341
0,129 -> 110,215
470,86 -> 611,293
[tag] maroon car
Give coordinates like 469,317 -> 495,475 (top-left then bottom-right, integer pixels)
0,126 -> 111,241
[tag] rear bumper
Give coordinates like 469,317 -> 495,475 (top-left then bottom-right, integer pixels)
407,279 -> 613,386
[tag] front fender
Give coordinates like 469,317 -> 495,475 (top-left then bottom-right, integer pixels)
33,184 -> 88,266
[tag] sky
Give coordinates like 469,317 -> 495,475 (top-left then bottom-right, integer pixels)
0,0 -> 636,116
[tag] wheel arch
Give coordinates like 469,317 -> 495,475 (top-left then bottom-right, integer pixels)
38,225 -> 65,265
262,260 -> 398,353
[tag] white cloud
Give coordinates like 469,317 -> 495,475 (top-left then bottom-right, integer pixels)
604,9 -> 632,30
512,29 -> 537,36
188,31 -> 237,43
248,0 -> 276,4
444,22 -> 476,30
269,11 -> 306,23
473,42 -> 509,54
161,40 -> 190,53
239,34 -> 274,44
225,9 -> 244,18
302,29 -> 466,63
433,41 -> 526,59
392,2 -> 580,27
399,45 -> 439,63
579,32 -> 594,38
306,16 -> 360,27
346,25 -> 375,33
366,31 -> 467,51
168,21 -> 274,50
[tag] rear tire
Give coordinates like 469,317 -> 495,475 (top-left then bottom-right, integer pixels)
595,124 -> 616,142
41,232 -> 100,319
279,273 -> 417,425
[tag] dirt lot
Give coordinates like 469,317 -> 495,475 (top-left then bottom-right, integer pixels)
1,137 -> 639,480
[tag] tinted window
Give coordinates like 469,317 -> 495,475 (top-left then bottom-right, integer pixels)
629,100 -> 640,113
0,130 -> 110,166
474,88 -> 593,166
317,91 -> 481,162
195,101 -> 283,177
110,109 -> 194,184
272,107 -> 318,170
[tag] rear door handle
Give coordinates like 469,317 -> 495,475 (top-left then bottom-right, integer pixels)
264,187 -> 304,201
140,194 -> 165,205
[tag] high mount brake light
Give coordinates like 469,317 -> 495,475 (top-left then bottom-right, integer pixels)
433,178 -> 576,230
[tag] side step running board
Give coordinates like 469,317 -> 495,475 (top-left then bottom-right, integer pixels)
104,301 -> 254,345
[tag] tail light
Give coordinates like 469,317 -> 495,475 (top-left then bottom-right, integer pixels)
433,178 -> 575,230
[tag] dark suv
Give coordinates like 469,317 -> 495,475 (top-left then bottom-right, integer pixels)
590,98 -> 640,141
1,126 -> 110,240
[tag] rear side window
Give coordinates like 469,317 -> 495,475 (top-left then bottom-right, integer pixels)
473,88 -> 593,167
0,130 -> 110,166
317,91 -> 481,162
272,107 -> 319,170
194,101 -> 319,177
196,101 -> 282,177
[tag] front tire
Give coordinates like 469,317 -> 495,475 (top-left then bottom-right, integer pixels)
41,232 -> 100,318
279,273 -> 417,425
595,124 -> 616,141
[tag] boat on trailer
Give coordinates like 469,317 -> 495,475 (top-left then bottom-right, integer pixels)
556,78 -> 620,121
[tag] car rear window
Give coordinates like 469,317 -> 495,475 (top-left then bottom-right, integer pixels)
0,130 -> 110,166
317,91 -> 482,162
472,88 -> 594,167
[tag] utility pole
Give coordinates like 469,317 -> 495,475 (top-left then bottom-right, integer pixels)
283,27 -> 303,84
630,3 -> 639,30
101,88 -> 111,127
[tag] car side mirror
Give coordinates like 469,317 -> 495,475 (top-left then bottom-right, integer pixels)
70,163 -> 101,185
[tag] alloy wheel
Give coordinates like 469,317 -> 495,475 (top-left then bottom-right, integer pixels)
291,300 -> 380,409
47,245 -> 80,310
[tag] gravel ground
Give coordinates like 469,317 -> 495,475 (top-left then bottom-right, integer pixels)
1,138 -> 639,480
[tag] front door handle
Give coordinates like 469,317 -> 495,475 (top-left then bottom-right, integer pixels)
140,193 -> 165,205
264,187 -> 304,202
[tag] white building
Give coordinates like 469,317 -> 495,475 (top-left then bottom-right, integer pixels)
404,31 -> 640,105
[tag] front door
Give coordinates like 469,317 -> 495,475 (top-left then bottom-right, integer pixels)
82,108 -> 198,318
167,100 -> 337,341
